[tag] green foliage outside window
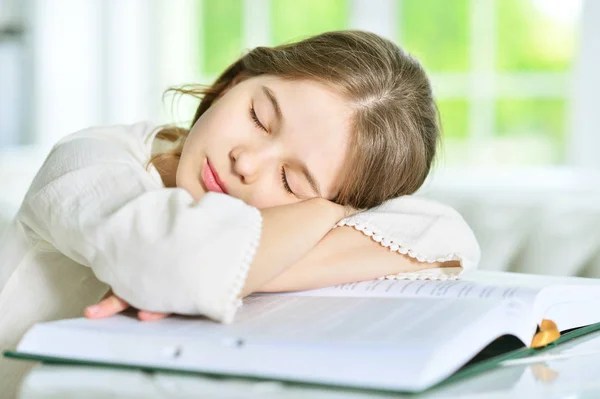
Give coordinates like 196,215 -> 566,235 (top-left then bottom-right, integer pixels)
401,0 -> 469,72
497,0 -> 577,71
271,0 -> 348,44
201,0 -> 243,76
437,99 -> 469,141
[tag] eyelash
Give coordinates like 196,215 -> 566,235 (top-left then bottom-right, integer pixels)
249,106 -> 293,195
280,167 -> 293,194
249,106 -> 267,132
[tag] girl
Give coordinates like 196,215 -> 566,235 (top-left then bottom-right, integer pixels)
0,30 -> 479,391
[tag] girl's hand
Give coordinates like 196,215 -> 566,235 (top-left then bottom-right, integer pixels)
85,291 -> 170,322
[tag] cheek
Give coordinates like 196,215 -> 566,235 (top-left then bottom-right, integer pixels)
243,186 -> 299,209
187,105 -> 226,144
204,100 -> 247,139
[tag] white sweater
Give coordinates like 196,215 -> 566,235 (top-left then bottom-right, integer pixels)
1,122 -> 480,327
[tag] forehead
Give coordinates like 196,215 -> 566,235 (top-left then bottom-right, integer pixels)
256,76 -> 353,196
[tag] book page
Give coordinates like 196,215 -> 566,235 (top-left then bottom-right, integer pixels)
32,296 -> 504,346
18,295 -> 533,391
259,279 -> 540,304
231,295 -> 490,345
533,284 -> 600,331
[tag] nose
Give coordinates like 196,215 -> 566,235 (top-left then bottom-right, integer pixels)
230,145 -> 275,184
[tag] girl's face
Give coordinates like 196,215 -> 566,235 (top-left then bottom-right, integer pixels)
176,75 -> 353,209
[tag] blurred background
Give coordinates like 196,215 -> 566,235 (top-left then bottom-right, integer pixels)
1,0 -> 600,276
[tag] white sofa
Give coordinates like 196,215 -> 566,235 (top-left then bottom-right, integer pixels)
420,168 -> 600,278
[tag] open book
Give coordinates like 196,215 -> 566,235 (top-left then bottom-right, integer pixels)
6,273 -> 600,393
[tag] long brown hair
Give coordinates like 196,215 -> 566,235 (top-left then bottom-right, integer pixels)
149,30 -> 440,209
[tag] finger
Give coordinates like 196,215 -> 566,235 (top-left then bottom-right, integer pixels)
85,295 -> 130,319
138,310 -> 170,322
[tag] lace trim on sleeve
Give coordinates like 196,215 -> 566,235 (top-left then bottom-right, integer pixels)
221,206 -> 263,324
376,267 -> 463,281
334,220 -> 466,281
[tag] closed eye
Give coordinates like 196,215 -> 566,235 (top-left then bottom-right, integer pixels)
249,106 -> 268,133
281,166 -> 293,194
249,104 -> 294,195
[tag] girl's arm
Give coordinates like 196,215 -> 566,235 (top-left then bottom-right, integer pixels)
259,195 -> 480,293
258,225 -> 459,293
88,198 -> 347,321
86,194 -> 477,319
241,198 -> 345,297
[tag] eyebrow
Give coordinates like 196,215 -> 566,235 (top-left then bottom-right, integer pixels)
262,85 -> 283,124
261,85 -> 322,198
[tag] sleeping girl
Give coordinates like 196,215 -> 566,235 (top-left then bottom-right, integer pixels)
0,30 -> 479,350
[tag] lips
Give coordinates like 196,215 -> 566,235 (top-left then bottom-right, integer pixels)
201,158 -> 228,194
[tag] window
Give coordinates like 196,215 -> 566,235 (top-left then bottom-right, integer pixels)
403,0 -> 581,166
8,0 -> 591,168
